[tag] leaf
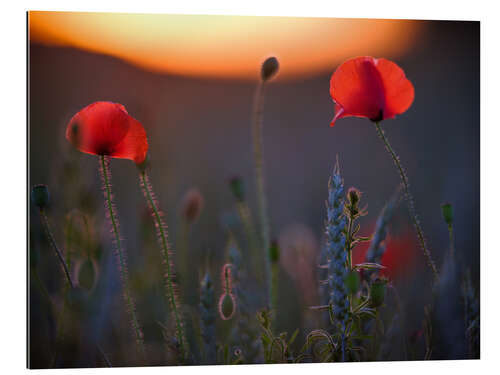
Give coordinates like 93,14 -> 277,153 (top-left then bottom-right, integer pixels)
288,328 -> 299,346
353,262 -> 386,271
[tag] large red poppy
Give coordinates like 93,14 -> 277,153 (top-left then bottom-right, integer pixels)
66,101 -> 148,164
329,56 -> 415,127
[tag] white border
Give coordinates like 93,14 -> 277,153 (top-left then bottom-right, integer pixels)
2,1 -> 498,374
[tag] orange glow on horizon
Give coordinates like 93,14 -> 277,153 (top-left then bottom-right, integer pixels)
29,12 -> 421,80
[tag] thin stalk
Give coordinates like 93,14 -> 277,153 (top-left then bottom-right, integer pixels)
235,201 -> 261,281
252,81 -> 272,308
447,224 -> 455,259
38,208 -> 74,289
138,168 -> 186,361
99,155 -> 145,359
373,122 -> 439,281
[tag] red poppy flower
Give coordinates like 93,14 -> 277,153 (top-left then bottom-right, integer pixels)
66,101 -> 148,164
329,56 -> 415,126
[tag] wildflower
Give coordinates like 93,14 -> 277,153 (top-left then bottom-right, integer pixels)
329,57 -> 438,281
66,101 -> 148,164
329,56 -> 414,127
324,162 -> 348,328
66,102 -> 146,357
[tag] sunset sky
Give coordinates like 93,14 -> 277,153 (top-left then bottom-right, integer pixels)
29,12 -> 421,80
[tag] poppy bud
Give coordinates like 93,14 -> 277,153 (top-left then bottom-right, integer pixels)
229,176 -> 245,202
75,258 -> 98,291
31,184 -> 50,209
181,188 -> 204,223
370,278 -> 388,307
441,203 -> 453,226
345,270 -> 360,295
347,187 -> 361,208
218,293 -> 236,320
261,56 -> 279,82
269,240 -> 280,263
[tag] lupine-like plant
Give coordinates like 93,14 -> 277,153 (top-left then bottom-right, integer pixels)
199,270 -> 216,364
329,56 -> 439,282
66,102 -> 147,358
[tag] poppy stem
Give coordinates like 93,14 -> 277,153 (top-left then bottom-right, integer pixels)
252,80 -> 273,309
373,122 -> 439,282
37,208 -> 74,289
138,168 -> 187,362
99,155 -> 146,359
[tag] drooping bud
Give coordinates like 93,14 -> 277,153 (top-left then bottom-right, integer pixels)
441,203 -> 453,226
218,293 -> 236,320
261,56 -> 279,82
31,184 -> 50,209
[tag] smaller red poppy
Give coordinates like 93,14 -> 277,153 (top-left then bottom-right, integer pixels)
66,101 -> 148,164
329,56 -> 415,126
352,228 -> 420,280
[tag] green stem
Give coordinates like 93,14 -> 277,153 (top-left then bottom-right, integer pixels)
448,224 -> 455,259
138,168 -> 186,361
252,81 -> 272,308
235,201 -> 261,281
39,209 -> 74,289
373,122 -> 439,282
99,156 -> 145,359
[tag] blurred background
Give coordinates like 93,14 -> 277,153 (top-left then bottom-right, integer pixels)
28,12 -> 479,367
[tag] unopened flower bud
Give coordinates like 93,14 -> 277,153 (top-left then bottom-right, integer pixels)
31,184 -> 50,209
441,203 -> 453,226
229,176 -> 245,202
261,56 -> 279,82
370,278 -> 388,307
269,240 -> 280,263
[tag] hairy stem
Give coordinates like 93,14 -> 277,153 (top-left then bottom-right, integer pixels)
373,122 -> 439,281
252,81 -> 272,308
138,168 -> 186,361
99,155 -> 145,358
38,209 -> 74,289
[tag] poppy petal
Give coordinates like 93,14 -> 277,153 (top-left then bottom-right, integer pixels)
330,56 -> 386,126
66,102 -> 130,157
110,116 -> 149,164
375,58 -> 415,119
